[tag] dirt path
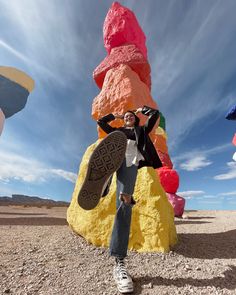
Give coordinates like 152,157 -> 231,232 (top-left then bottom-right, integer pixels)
0,206 -> 236,294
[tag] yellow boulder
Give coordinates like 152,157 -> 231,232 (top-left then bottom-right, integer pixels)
67,140 -> 177,252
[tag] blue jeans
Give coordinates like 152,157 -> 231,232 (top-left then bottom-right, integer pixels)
109,159 -> 138,258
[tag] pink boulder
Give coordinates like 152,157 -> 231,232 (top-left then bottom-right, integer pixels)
158,166 -> 179,193
166,193 -> 185,217
93,44 -> 151,89
0,108 -> 5,136
103,2 -> 147,59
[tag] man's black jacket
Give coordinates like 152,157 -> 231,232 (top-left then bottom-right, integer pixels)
97,105 -> 163,169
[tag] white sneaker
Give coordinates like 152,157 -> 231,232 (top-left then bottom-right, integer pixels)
113,259 -> 133,293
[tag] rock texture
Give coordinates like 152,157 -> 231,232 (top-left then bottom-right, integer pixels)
67,141 -> 177,252
157,150 -> 173,169
158,167 -> 179,194
103,2 -> 147,58
92,64 -> 157,138
152,133 -> 168,154
93,44 -> 151,89
166,193 -> 185,217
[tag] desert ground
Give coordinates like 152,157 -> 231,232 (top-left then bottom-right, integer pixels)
0,206 -> 236,295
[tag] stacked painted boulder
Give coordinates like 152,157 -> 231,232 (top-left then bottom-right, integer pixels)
67,2 -> 178,252
158,166 -> 185,217
92,3 -> 172,170
0,66 -> 35,136
225,104 -> 236,161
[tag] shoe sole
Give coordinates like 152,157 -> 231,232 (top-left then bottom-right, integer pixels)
77,131 -> 127,210
117,285 -> 134,294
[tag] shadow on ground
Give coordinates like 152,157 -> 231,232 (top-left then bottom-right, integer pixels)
174,230 -> 236,259
184,216 -> 215,220
133,265 -> 236,294
0,212 -> 48,216
175,220 -> 212,225
0,217 -> 67,226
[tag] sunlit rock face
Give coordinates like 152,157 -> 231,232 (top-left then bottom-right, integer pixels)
67,1 -> 179,252
67,141 -> 177,252
93,44 -> 151,90
103,2 -> 147,59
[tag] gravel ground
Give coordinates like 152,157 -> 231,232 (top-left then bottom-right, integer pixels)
0,206 -> 236,295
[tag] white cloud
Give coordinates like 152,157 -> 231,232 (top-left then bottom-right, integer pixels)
51,169 -> 77,183
173,143 -> 232,162
198,199 -> 221,205
0,0 -> 102,84
172,143 -> 231,171
178,190 -> 205,199
201,195 -> 217,199
218,191 -> 236,197
180,155 -> 212,171
173,143 -> 232,164
214,162 -> 236,180
0,39 -> 61,83
0,150 -> 77,184
148,0 -> 236,149
0,39 -> 30,64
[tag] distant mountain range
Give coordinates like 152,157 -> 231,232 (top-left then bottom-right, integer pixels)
0,194 -> 70,207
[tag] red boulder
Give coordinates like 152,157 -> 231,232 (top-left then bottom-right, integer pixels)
103,2 -> 147,58
158,166 -> 179,193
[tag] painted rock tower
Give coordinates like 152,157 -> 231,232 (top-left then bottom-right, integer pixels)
0,66 -> 35,136
67,2 -> 177,252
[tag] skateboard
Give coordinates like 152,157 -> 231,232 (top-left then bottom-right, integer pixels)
78,131 -> 127,210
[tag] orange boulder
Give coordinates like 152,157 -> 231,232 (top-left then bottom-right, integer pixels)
93,44 -> 151,90
92,64 -> 157,138
151,133 -> 168,154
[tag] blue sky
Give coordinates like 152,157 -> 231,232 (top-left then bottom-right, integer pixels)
0,0 -> 235,210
